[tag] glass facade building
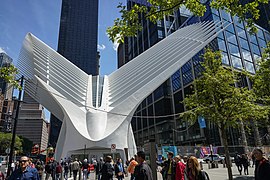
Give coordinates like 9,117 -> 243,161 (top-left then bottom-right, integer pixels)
57,0 -> 99,75
118,0 -> 270,148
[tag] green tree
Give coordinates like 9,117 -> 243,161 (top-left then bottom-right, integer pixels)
107,0 -> 269,42
18,135 -> 33,155
253,42 -> 270,137
0,64 -> 21,90
181,49 -> 267,180
0,132 -> 22,154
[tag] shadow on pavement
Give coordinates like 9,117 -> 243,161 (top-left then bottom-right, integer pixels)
233,175 -> 255,180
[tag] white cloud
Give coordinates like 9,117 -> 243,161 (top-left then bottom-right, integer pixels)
97,44 -> 106,51
0,47 -> 6,53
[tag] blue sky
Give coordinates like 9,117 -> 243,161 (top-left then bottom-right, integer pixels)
0,0 -> 125,75
0,0 -> 125,120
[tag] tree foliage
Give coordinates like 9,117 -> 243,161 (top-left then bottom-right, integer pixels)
107,0 -> 269,43
181,48 -> 268,180
0,64 -> 21,90
253,42 -> 270,105
0,132 -> 22,154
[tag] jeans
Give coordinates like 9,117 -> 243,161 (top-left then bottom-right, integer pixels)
83,169 -> 88,180
73,170 -> 78,180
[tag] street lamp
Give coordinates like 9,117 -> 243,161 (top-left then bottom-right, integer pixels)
7,75 -> 24,177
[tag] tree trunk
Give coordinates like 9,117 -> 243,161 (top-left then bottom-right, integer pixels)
220,125 -> 233,180
253,121 -> 262,146
239,121 -> 248,152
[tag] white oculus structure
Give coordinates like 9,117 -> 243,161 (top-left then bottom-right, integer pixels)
17,21 -> 225,160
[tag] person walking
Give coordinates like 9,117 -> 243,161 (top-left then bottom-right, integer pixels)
100,156 -> 114,180
71,158 -> 80,180
127,156 -> 138,180
162,151 -> 176,180
96,157 -> 104,180
235,153 -> 243,175
134,151 -> 153,180
114,158 -> 125,180
82,159 -> 89,180
0,171 -> 5,180
184,156 -> 209,180
253,148 -> 270,180
241,154 -> 249,175
8,156 -> 39,180
55,162 -> 62,180
63,162 -> 69,180
175,155 -> 185,180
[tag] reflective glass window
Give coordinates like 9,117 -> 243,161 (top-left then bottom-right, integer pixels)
233,16 -> 244,28
211,8 -> 219,15
241,48 -> 252,62
222,52 -> 230,65
253,54 -> 261,62
228,43 -> 240,57
257,28 -> 264,39
258,38 -> 267,48
244,61 -> 255,74
218,38 -> 227,52
220,10 -> 231,22
212,14 -> 220,22
231,55 -> 243,69
239,38 -> 250,50
236,26 -> 247,39
172,70 -> 181,92
226,31 -> 238,45
251,43 -> 261,55
226,24 -> 235,34
249,34 -> 258,45
217,32 -> 224,39
181,61 -> 193,86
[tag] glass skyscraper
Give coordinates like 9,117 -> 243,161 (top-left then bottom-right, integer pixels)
57,0 -> 99,75
118,0 -> 270,150
49,0 -> 99,147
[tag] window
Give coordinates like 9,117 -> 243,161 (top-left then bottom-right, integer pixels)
181,61 -> 193,86
249,34 -> 258,45
251,43 -> 261,56
217,32 -> 224,40
244,61 -> 255,74
218,38 -> 227,52
226,24 -> 235,34
158,30 -> 164,39
212,14 -> 220,22
172,70 -> 181,92
231,55 -> 243,69
228,43 -> 240,57
257,28 -> 264,39
236,26 -> 247,39
241,49 -> 252,62
239,38 -> 250,50
222,52 -> 230,65
258,38 -> 267,49
233,16 -> 244,28
220,10 -> 231,22
226,31 -> 238,45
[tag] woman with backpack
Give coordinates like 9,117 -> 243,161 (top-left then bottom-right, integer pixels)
184,156 -> 209,180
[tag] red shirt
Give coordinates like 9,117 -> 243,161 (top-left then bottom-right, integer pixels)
175,161 -> 185,180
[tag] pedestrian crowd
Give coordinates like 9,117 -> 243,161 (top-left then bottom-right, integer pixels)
1,148 -> 270,180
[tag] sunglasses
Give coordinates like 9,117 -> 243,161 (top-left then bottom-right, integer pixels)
20,160 -> 28,163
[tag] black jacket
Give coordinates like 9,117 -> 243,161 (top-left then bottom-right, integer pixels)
134,161 -> 153,180
101,162 -> 114,180
255,158 -> 270,180
162,159 -> 176,180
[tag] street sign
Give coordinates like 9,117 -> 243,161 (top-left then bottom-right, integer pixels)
111,144 -> 116,153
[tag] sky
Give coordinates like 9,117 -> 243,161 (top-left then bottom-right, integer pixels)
0,0 -> 126,75
0,0 -> 126,121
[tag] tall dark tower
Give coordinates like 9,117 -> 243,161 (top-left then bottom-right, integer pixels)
57,0 -> 99,75
49,0 -> 99,148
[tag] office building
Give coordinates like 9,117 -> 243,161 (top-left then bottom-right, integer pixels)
17,93 -> 49,151
118,0 -> 270,149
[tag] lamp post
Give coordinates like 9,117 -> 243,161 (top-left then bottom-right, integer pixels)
7,75 -> 24,177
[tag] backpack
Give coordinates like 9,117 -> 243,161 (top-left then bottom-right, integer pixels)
200,170 -> 210,180
56,165 -> 62,173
